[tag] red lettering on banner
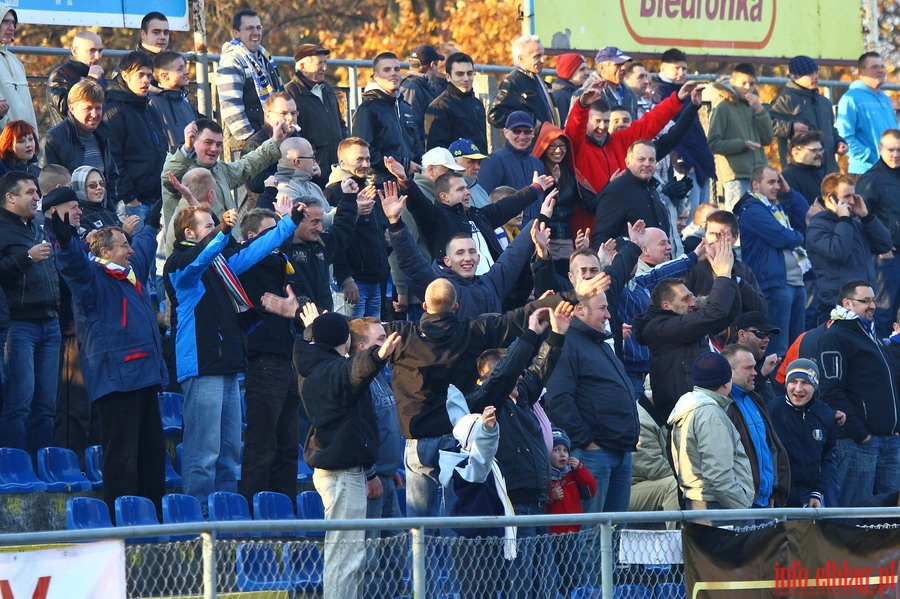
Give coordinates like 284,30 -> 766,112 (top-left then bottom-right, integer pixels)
637,0 -> 764,21
0,576 -> 51,599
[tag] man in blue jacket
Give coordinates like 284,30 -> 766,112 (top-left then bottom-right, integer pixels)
734,165 -> 810,355
163,199 -> 301,514
49,195 -> 166,518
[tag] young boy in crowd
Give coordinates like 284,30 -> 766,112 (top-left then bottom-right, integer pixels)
547,427 -> 597,594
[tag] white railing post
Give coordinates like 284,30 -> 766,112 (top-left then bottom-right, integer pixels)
202,531 -> 216,599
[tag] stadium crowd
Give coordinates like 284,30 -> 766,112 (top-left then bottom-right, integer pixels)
2,4 -> 900,596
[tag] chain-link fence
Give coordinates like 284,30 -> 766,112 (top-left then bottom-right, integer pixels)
4,507 -> 900,598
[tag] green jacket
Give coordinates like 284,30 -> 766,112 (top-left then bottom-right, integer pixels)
707,81 -> 773,182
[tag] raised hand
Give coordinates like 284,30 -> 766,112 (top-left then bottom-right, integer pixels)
482,405 -> 497,430
341,177 -> 360,194
677,80 -> 699,101
574,228 -> 591,251
532,221 -> 551,259
549,301 -> 575,335
299,302 -> 321,328
183,121 -> 198,153
540,188 -> 558,218
221,209 -> 237,233
533,171 -> 555,191
528,307 -> 550,335
274,193 -> 293,217
377,331 -> 402,359
627,219 -> 646,246
383,156 -> 408,182
574,272 -> 610,297
378,181 -> 408,222
356,185 -> 377,216
261,285 -> 299,318
167,172 -> 199,206
49,211 -> 74,245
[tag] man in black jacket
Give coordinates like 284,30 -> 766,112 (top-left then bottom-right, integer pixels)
101,51 -> 167,232
400,45 -> 444,136
856,128 -> 900,337
782,130 -> 827,205
0,172 -> 61,455
295,309 -> 401,599
424,52 -> 487,152
633,236 -> 742,420
489,34 -> 558,128
149,51 -> 202,153
819,279 -> 900,507
286,44 -> 347,188
46,30 -> 107,126
40,79 -> 119,207
353,52 -> 423,183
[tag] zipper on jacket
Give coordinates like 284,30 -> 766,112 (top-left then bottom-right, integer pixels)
121,297 -> 128,327
864,321 -> 899,432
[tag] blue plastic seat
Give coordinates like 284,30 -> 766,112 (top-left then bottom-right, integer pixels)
655,583 -> 686,599
115,495 -> 167,542
84,445 -> 103,490
614,584 -> 652,599
253,491 -> 295,537
235,542 -> 292,591
0,447 -> 48,493
161,493 -> 204,524
66,496 -> 113,529
164,452 -> 182,489
158,392 -> 184,437
209,491 -> 255,538
571,588 -> 602,599
296,453 -> 313,484
36,446 -> 92,492
283,541 -> 324,591
296,491 -> 325,537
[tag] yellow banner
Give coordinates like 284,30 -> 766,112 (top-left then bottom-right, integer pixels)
535,0 -> 862,61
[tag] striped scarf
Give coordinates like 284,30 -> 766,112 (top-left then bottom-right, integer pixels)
90,254 -> 141,292
227,39 -> 281,102
750,192 -> 812,274
182,241 -> 253,313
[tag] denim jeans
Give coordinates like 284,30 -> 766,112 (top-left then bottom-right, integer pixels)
364,474 -> 404,599
314,466 -> 367,599
404,436 -> 458,519
181,374 -> 242,514
722,179 -> 751,212
573,447 -> 632,513
352,281 -> 383,318
874,255 -> 900,339
119,201 -> 152,235
835,435 -> 900,507
685,172 -> 710,219
763,284 -> 806,356
1,318 -> 61,454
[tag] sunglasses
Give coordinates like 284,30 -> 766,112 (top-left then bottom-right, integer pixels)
87,181 -> 106,190
747,329 -> 771,339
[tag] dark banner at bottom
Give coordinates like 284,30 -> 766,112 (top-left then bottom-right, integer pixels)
683,520 -> 900,598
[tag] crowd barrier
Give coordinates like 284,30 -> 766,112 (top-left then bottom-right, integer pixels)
2,506 -> 899,598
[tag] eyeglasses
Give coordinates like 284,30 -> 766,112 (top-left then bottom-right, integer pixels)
798,146 -> 824,153
105,242 -> 131,250
86,181 -> 106,190
240,25 -> 263,32
548,143 -> 567,151
510,128 -> 534,136
849,297 -> 877,305
746,329 -> 771,339
268,110 -> 298,118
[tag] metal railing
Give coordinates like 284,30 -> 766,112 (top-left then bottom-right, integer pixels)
4,506 -> 899,598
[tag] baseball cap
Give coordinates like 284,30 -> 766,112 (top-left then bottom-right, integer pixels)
410,45 -> 444,65
449,139 -> 488,159
595,46 -> 631,64
505,110 -> 534,130
422,147 -> 465,171
733,311 -> 782,335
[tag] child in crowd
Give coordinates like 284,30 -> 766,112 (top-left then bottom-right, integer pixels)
547,428 -> 597,593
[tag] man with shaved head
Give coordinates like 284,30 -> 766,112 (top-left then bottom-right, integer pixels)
274,136 -> 328,204
47,30 -> 107,125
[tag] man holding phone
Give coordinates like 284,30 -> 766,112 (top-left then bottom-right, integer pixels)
805,173 -> 892,325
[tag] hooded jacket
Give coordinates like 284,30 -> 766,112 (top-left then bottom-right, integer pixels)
818,307 -> 899,441
296,341 -> 384,470
766,395 -> 837,507
668,386 -> 754,508
284,71 -> 347,181
531,124 -> 597,240
769,80 -> 842,174
836,80 -> 897,174
46,59 -> 108,126
0,35 -> 37,133
100,76 -> 167,204
805,201 -> 892,306
424,82 -> 488,152
71,166 -> 119,233
544,317 -> 639,453
274,164 -> 328,204
352,82 -> 423,183
707,81 -> 774,182
633,276 -> 741,420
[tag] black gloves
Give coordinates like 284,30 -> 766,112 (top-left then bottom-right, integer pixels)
145,200 -> 163,231
660,176 -> 694,202
50,211 -> 74,245
291,204 -> 307,226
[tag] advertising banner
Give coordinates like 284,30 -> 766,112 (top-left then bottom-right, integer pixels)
0,540 -> 126,599
535,0 -> 862,61
10,0 -> 190,30
683,520 -> 900,598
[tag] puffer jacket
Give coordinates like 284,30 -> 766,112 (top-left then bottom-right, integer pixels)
0,207 -> 59,320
